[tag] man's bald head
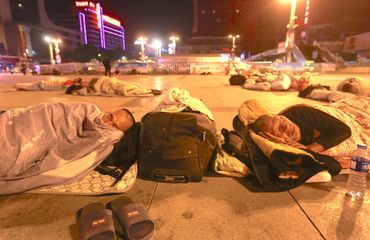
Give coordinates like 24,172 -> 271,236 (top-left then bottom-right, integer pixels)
103,108 -> 135,132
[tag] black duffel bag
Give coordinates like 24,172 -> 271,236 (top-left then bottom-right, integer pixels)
229,74 -> 246,86
138,111 -> 217,182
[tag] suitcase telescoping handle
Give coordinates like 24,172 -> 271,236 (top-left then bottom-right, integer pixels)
154,174 -> 188,183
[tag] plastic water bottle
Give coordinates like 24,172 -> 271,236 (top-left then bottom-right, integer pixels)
346,143 -> 369,200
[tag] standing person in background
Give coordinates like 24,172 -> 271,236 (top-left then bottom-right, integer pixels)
21,62 -> 27,75
103,57 -> 112,77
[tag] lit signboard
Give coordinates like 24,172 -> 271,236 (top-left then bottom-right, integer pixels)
75,1 -> 88,7
75,1 -> 95,8
96,3 -> 102,29
103,15 -> 121,27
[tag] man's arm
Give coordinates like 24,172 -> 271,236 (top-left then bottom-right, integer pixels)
282,105 -> 351,151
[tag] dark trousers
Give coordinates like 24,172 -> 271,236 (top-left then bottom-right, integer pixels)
105,67 -> 111,77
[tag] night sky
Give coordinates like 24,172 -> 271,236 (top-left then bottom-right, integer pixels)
99,0 -> 194,45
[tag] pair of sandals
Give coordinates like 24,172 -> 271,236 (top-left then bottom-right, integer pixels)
79,196 -> 155,240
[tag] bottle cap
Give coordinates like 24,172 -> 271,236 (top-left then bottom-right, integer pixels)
357,143 -> 367,150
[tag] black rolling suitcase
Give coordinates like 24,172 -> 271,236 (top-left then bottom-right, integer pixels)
137,111 -> 217,182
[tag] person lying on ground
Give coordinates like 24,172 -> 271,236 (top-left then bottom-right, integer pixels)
243,72 -> 292,91
249,97 -> 370,168
0,102 -> 135,194
13,77 -> 89,91
240,71 -> 311,91
64,78 -> 84,94
298,77 -> 370,102
72,76 -> 162,96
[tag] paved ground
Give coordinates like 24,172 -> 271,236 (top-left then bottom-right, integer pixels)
0,73 -> 369,240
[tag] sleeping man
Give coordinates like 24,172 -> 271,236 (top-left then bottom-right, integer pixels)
248,97 -> 370,169
0,102 -> 134,195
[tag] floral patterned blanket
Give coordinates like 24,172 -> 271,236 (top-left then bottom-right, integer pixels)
312,97 -> 370,168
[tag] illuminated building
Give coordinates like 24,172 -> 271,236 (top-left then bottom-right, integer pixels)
74,1 -> 125,50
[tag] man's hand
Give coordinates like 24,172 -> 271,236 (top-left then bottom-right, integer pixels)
259,132 -> 307,149
259,131 -> 287,144
306,142 -> 325,152
286,140 -> 307,149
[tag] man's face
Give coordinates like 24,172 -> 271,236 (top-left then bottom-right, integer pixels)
261,115 -> 301,143
103,110 -> 133,132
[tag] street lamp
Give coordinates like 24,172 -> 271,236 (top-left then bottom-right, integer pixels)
284,0 -> 298,63
134,37 -> 147,61
44,36 -> 62,64
53,38 -> 62,64
44,36 -> 55,64
228,34 -> 240,58
152,40 -> 162,58
169,36 -> 179,54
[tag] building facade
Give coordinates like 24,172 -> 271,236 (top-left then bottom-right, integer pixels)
191,0 -> 280,56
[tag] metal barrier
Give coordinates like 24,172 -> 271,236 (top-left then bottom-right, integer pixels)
39,61 -> 228,75
149,62 -> 191,75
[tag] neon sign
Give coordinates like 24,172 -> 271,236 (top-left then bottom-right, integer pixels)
103,15 -> 121,27
96,3 -> 102,29
75,1 -> 95,8
75,1 -> 88,7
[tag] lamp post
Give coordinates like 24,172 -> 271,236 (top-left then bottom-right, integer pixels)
53,38 -> 62,64
152,40 -> 162,58
134,37 -> 147,61
228,34 -> 240,59
44,36 -> 55,64
285,0 -> 298,63
169,36 -> 179,54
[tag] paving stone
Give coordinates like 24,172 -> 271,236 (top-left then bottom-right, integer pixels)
149,176 -> 323,240
290,174 -> 370,240
1,73 -> 370,240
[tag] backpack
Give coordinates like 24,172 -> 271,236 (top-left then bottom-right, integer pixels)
137,111 -> 217,182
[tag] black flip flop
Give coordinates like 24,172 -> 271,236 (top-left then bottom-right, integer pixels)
79,202 -> 116,240
110,196 -> 155,240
